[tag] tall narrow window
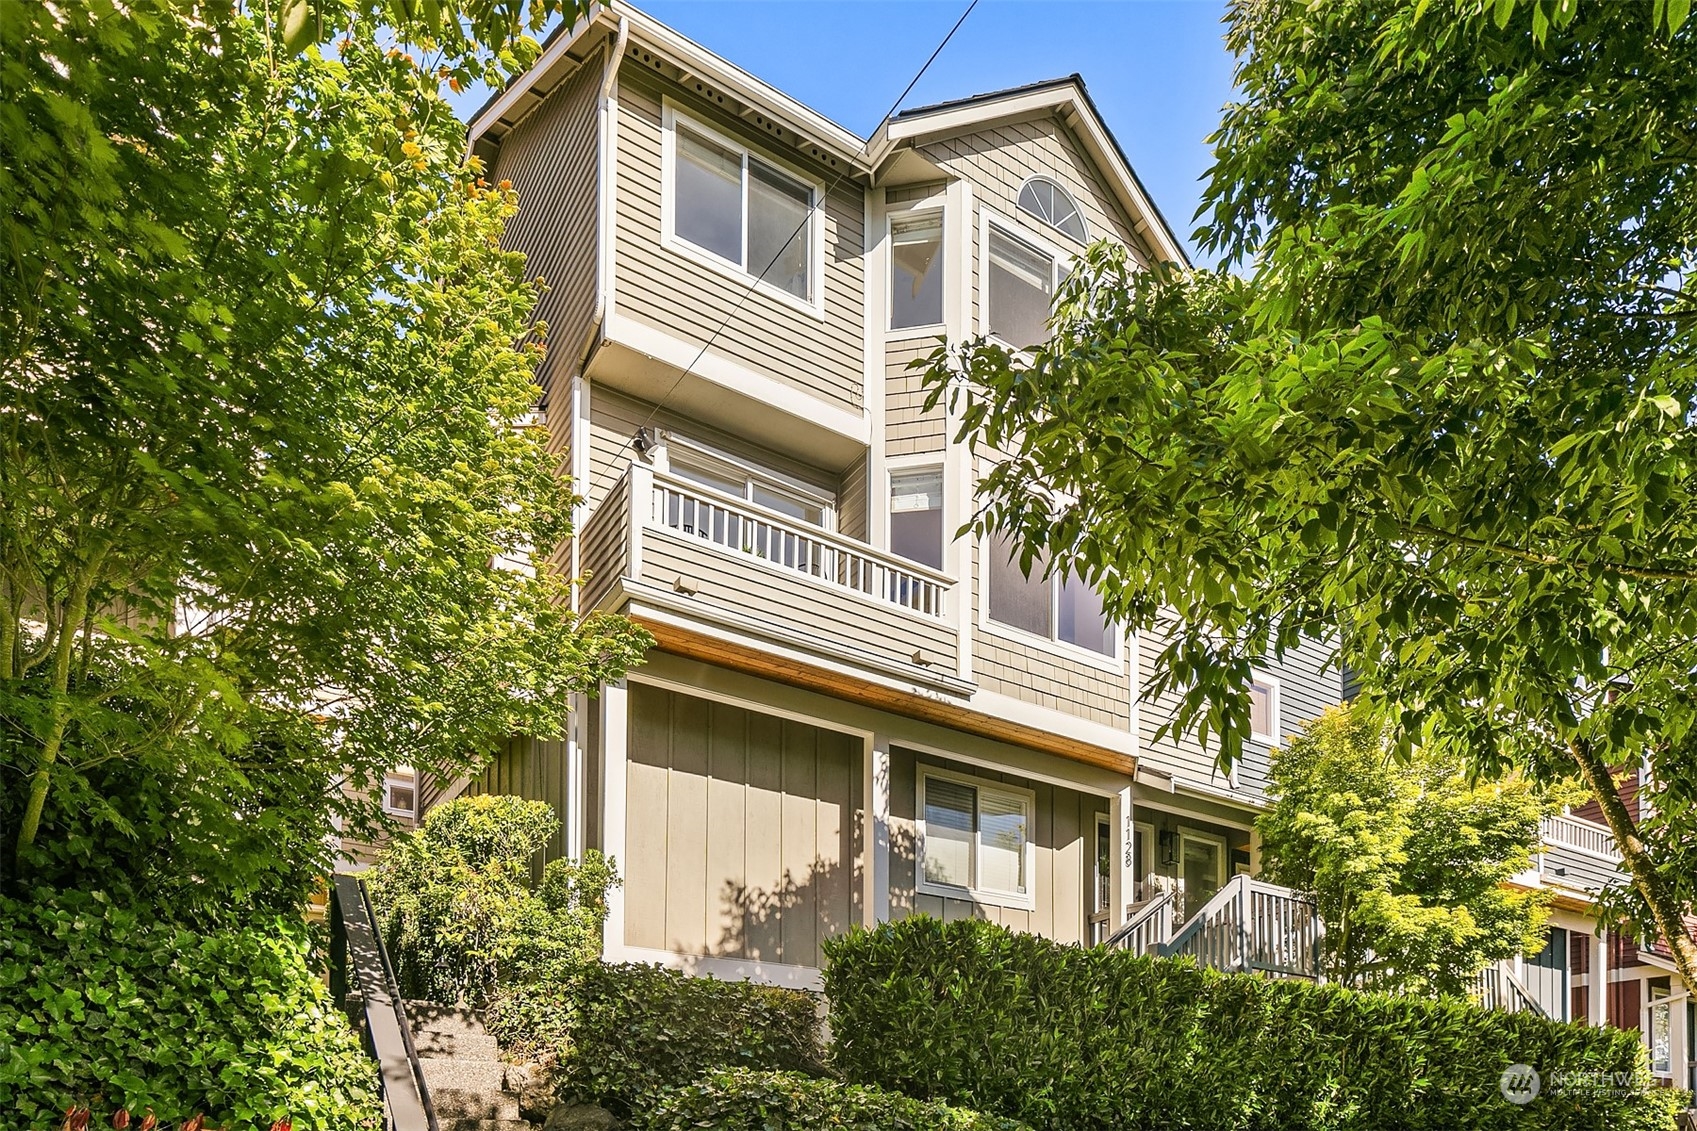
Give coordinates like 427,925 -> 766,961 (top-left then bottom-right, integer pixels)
987,528 -> 1050,638
1057,571 -> 1111,654
1249,680 -> 1278,742
891,213 -> 944,329
889,468 -> 944,569
675,127 -> 742,264
987,228 -> 1055,349
669,115 -> 817,302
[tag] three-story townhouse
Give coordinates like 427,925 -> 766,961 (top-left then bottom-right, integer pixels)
427,1 -> 1345,988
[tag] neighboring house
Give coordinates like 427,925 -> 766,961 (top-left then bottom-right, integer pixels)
423,0 -> 1343,991
1513,774 -> 1696,1091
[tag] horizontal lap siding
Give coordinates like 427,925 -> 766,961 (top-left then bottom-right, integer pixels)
1136,625 -> 1343,798
1543,844 -> 1625,894
613,75 -> 865,416
493,46 -> 604,410
838,454 -> 869,542
642,529 -> 958,668
625,683 -> 862,967
888,748 -> 1097,945
886,339 -> 945,457
579,481 -> 631,609
922,118 -> 1150,337
970,542 -> 1133,729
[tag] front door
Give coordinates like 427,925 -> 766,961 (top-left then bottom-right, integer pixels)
1179,832 -> 1226,918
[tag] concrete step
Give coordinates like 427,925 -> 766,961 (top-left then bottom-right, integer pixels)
444,1120 -> 532,1131
406,1001 -> 488,1039
421,1057 -> 507,1096
414,1028 -> 502,1061
428,1086 -> 520,1123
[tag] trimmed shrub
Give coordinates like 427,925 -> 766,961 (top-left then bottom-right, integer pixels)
488,961 -> 825,1116
647,1069 -> 1035,1131
0,888 -> 380,1131
824,916 -> 1683,1131
367,795 -> 618,1004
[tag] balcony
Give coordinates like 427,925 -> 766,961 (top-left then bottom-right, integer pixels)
580,463 -> 966,694
1531,814 -> 1625,896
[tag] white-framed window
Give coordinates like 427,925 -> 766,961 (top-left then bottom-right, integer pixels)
383,773 -> 416,818
1131,820 -> 1158,904
1017,176 -> 1088,243
889,466 -> 944,569
662,105 -> 823,310
667,440 -> 834,530
890,210 -> 945,331
918,767 -> 1036,909
984,528 -> 1115,657
982,214 -> 1071,351
1249,677 -> 1280,745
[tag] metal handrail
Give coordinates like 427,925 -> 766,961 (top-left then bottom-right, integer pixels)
330,873 -> 438,1131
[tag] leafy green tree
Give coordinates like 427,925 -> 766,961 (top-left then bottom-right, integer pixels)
0,0 -> 644,901
368,795 -> 619,1004
933,0 -> 1697,984
1258,703 -> 1553,994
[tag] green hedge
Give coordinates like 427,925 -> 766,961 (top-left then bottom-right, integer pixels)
0,888 -> 380,1131
488,961 -> 825,1116
823,916 -> 1682,1131
647,1069 -> 1034,1131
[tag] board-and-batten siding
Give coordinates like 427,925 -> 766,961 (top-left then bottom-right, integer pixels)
886,338 -> 946,457
490,44 -> 604,410
888,748 -> 1100,944
640,529 -> 959,671
467,735 -> 576,869
1135,624 -> 1343,797
625,683 -> 862,968
612,73 -> 866,417
969,541 -> 1133,729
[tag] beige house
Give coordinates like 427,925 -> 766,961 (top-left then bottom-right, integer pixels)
439,0 -> 1345,990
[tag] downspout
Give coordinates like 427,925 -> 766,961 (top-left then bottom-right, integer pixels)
579,14 -> 628,377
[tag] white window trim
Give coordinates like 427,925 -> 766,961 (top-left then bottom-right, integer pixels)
977,207 -> 1074,352
975,531 -> 1123,671
886,206 -> 947,340
916,765 -> 1038,912
1249,674 -> 1282,746
661,433 -> 837,531
1093,811 -> 1111,915
660,101 -> 827,319
1178,829 -> 1229,897
1132,819 -> 1157,895
383,774 -> 417,819
1016,175 -> 1090,245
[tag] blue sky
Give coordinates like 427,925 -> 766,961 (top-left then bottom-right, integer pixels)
449,2 -> 1239,262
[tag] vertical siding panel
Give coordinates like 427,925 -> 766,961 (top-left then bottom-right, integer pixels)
706,701 -> 748,958
779,720 -> 819,965
665,692 -> 711,954
814,731 -> 853,945
743,710 -> 785,961
625,687 -> 671,950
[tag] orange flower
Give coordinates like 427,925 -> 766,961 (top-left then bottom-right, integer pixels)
268,1121 -> 292,1131
137,1113 -> 156,1131
111,1112 -> 131,1130
498,179 -> 513,191
182,1116 -> 204,1131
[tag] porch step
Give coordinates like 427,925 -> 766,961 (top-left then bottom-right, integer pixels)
407,1001 -> 489,1038
429,1085 -> 521,1122
421,1057 -> 507,1095
414,1028 -> 502,1060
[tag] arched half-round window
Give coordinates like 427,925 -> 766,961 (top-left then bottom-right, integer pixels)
1017,177 -> 1088,243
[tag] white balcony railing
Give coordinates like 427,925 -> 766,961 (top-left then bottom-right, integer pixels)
1541,814 -> 1618,860
648,470 -> 951,619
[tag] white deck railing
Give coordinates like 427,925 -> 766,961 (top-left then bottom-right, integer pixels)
648,470 -> 951,619
1541,814 -> 1618,859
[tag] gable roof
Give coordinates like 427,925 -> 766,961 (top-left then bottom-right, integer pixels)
874,75 -> 1189,266
467,2 -> 1189,266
